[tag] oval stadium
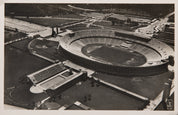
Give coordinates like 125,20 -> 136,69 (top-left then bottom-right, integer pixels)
60,29 -> 173,76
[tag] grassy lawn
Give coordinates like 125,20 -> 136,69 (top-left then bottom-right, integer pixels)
65,24 -> 101,31
94,21 -> 140,31
5,30 -> 27,43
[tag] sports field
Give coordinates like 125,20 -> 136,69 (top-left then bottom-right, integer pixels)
83,44 -> 147,66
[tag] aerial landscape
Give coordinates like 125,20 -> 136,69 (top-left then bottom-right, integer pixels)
4,4 -> 175,110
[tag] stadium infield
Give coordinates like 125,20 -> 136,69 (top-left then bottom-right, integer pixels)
82,44 -> 147,66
